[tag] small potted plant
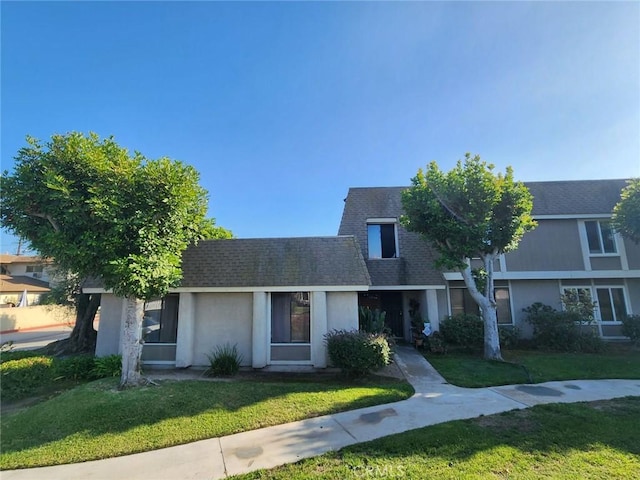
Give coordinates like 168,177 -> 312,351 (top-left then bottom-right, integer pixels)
409,299 -> 425,347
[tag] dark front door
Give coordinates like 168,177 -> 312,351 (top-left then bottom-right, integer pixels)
359,291 -> 404,337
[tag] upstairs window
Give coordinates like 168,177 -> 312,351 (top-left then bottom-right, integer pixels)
26,265 -> 44,279
585,221 -> 616,254
368,223 -> 398,259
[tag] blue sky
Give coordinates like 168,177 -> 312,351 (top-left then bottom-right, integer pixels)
2,1 -> 639,254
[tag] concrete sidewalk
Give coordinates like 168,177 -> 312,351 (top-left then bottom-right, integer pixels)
3,346 -> 639,480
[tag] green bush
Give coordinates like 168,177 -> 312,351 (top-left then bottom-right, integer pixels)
524,302 -> 604,353
622,314 -> 640,346
206,343 -> 243,376
499,325 -> 521,349
0,349 -> 40,364
54,355 -> 96,380
325,329 -> 391,377
92,354 -> 122,378
427,331 -> 447,354
0,356 -> 54,400
358,307 -> 387,334
440,314 -> 483,350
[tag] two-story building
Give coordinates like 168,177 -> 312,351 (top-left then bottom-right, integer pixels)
0,254 -> 53,306
338,179 -> 639,341
91,178 -> 638,369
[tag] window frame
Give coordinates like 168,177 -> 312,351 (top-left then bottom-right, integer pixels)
269,292 -> 312,365
583,220 -> 618,256
560,285 -> 629,325
366,220 -> 399,259
448,286 -> 514,325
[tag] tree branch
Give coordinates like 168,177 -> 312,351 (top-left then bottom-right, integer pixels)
29,212 -> 61,232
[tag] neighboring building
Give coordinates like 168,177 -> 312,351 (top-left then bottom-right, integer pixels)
88,237 -> 370,368
91,178 -> 638,368
338,179 -> 639,340
0,255 -> 53,306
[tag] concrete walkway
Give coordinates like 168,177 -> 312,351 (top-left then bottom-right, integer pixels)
3,347 -> 639,480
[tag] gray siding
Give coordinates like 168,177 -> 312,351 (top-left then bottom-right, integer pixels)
624,238 -> 640,270
505,220 -> 584,271
590,257 -> 622,271
510,280 -> 561,337
628,279 -> 640,315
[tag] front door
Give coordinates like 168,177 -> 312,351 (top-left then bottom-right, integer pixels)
359,291 -> 404,337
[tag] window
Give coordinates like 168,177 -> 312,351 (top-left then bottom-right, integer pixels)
596,287 -> 627,322
271,292 -> 310,343
143,295 -> 179,343
368,223 -> 398,258
585,221 -> 616,254
26,265 -> 44,278
449,287 -> 512,324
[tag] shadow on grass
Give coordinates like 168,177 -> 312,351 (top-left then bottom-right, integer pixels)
0,374 -> 413,466
235,397 -> 640,479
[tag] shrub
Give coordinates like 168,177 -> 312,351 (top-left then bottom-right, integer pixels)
325,329 -> 391,377
427,331 -> 447,354
92,354 -> 122,378
498,325 -> 521,349
0,356 -> 54,400
54,355 -> 96,380
206,343 -> 243,376
622,315 -> 640,346
358,307 -> 387,334
524,302 -> 604,353
440,314 -> 483,350
0,349 -> 40,364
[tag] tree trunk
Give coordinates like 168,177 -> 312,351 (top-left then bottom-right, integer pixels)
460,256 -> 503,361
120,296 -> 145,388
39,293 -> 100,356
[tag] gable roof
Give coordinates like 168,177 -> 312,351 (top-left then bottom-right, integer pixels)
180,236 -> 370,288
0,254 -> 51,265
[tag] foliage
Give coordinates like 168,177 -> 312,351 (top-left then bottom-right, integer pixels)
0,132 -> 218,298
91,355 -> 123,378
54,355 -> 96,380
498,325 -> 521,349
401,154 -> 536,360
0,356 -> 54,400
358,306 -> 387,334
325,329 -> 391,377
523,303 -> 604,353
440,314 -> 484,349
206,343 -> 243,376
560,289 -> 597,322
400,154 -> 536,270
39,270 -> 80,306
427,331 -> 447,354
621,314 -> 640,346
612,178 -> 640,244
0,376 -> 412,469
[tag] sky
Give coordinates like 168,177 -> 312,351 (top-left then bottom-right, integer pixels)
1,1 -> 639,255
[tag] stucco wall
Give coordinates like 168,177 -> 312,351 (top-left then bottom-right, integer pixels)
192,292 -> 253,367
326,291 -> 359,332
0,305 -> 75,333
95,294 -> 124,357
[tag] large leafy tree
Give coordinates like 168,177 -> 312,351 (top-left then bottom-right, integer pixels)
401,154 -> 536,360
1,132 -> 226,386
612,178 -> 640,244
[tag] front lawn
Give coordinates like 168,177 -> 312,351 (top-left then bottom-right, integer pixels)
425,345 -> 640,387
233,396 -> 640,479
0,375 -> 413,470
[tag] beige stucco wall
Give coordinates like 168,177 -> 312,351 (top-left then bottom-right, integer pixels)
0,304 -> 75,332
192,292 -> 253,367
326,291 -> 359,332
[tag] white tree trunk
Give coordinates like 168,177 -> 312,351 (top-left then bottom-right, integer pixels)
460,255 -> 503,361
120,296 -> 145,388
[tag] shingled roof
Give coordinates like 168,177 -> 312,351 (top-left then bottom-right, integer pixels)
0,275 -> 51,293
525,179 -> 629,216
179,236 -> 370,288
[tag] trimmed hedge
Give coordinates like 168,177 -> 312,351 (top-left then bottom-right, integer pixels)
325,329 -> 391,377
440,314 -> 483,349
622,314 -> 640,346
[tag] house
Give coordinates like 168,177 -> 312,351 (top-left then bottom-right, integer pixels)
0,255 -> 53,306
338,179 -> 639,340
88,237 -> 370,367
91,178 -> 639,369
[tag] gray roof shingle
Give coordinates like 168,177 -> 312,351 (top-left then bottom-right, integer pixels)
179,236 -> 371,288
525,179 -> 629,215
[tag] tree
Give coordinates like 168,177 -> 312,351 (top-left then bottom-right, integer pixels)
401,154 -> 536,360
1,132 -> 224,386
612,178 -> 640,244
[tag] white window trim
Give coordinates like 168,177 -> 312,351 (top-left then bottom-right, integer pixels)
580,219 -> 621,258
560,283 -> 631,325
447,284 -> 514,325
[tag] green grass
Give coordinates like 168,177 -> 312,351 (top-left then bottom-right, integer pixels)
425,345 -> 640,387
232,397 -> 640,479
0,375 -> 413,470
